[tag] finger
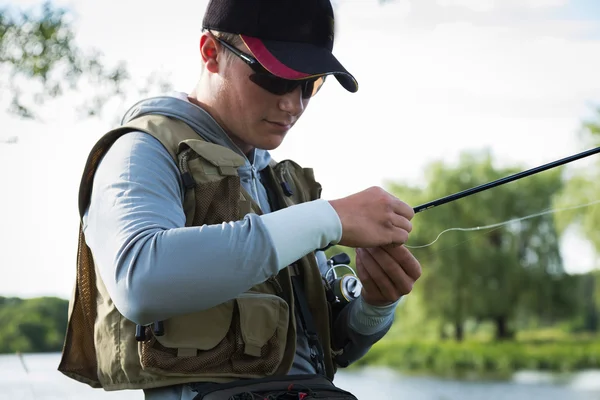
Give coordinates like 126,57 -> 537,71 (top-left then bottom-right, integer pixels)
389,213 -> 413,234
360,247 -> 402,300
365,247 -> 414,296
356,249 -> 386,302
387,228 -> 409,246
390,198 -> 415,221
386,214 -> 411,245
381,245 -> 422,281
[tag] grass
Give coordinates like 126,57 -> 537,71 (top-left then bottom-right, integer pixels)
351,335 -> 600,378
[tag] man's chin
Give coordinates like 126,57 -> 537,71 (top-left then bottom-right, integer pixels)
257,143 -> 283,152
256,135 -> 287,151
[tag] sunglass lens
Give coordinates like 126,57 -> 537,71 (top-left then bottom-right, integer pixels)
249,73 -> 326,98
249,74 -> 293,96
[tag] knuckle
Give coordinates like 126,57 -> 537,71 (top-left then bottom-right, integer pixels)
402,280 -> 415,295
369,186 -> 384,196
390,282 -> 403,298
384,200 -> 393,212
415,263 -> 422,279
377,188 -> 392,202
399,230 -> 409,244
406,205 -> 415,220
384,219 -> 395,231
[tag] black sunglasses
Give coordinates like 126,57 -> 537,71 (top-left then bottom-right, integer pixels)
212,35 -> 326,99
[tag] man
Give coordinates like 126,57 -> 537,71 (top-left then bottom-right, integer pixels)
58,0 -> 421,399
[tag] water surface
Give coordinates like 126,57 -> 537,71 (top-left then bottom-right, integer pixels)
2,353 -> 600,400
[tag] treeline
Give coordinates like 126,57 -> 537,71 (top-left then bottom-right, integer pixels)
329,121 -> 600,341
386,147 -> 600,342
1,271 -> 598,355
322,135 -> 600,374
325,153 -> 600,344
0,296 -> 68,353
325,109 -> 600,345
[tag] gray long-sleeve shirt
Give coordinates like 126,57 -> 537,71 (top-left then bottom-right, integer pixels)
82,93 -> 399,399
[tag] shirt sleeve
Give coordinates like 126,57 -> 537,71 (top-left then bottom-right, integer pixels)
83,131 -> 341,326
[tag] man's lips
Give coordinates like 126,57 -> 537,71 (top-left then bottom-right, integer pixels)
265,120 -> 293,129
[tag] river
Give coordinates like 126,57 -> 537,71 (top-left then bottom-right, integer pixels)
2,353 -> 600,400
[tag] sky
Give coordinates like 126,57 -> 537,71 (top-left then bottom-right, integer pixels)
1,0 -> 600,299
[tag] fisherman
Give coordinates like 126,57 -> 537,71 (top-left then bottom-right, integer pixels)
58,0 -> 422,398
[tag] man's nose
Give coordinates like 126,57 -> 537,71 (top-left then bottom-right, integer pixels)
278,86 -> 304,116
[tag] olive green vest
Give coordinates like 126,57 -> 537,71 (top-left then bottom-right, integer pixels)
57,114 -> 339,391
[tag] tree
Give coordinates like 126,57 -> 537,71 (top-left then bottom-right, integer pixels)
554,105 -> 600,330
0,296 -> 69,353
0,1 -> 171,123
553,108 -> 600,258
387,150 -> 567,341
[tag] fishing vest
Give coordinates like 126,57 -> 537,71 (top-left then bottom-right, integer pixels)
58,114 -> 340,391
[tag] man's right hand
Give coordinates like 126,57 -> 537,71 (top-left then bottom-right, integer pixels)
328,186 -> 414,248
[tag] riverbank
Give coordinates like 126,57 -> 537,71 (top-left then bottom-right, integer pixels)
354,338 -> 600,378
3,353 -> 600,400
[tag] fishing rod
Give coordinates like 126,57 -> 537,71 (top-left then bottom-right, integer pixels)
413,146 -> 600,214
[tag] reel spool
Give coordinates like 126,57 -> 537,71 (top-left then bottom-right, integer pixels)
325,253 -> 362,305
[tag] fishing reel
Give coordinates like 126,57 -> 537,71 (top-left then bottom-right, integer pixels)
325,252 -> 362,307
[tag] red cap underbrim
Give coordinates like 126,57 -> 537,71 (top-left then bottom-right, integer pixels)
240,34 -> 358,93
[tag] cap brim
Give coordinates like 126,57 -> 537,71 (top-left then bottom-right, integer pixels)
240,35 -> 358,93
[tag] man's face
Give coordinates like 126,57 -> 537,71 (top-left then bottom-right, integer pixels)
215,43 -> 312,154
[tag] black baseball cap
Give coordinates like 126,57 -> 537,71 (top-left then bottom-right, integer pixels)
202,0 -> 358,93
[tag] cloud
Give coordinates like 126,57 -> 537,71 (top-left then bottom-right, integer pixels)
437,0 -> 496,12
526,0 -> 569,9
436,0 -> 569,12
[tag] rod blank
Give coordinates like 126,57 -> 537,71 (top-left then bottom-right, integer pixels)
414,147 -> 600,214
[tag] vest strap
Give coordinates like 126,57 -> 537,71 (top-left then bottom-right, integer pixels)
261,164 -> 328,375
291,274 -> 326,375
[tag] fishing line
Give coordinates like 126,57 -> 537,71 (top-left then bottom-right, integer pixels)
17,352 -> 36,398
410,226 -> 507,257
405,198 -> 600,249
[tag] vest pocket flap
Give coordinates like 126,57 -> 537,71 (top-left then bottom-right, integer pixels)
155,300 -> 234,350
236,293 -> 288,357
273,160 -> 322,203
139,292 -> 290,378
179,139 -> 246,168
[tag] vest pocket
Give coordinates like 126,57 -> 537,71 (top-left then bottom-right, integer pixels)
272,160 -> 322,204
138,292 -> 289,378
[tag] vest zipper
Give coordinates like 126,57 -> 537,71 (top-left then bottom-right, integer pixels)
251,165 -> 260,204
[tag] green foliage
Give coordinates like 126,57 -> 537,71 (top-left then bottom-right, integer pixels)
0,1 -> 172,120
323,148 -> 597,347
566,270 -> 600,333
385,150 -> 569,340
354,337 -> 600,377
0,296 -> 68,353
552,108 -> 600,256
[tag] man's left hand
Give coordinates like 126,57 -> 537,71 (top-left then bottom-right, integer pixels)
355,245 -> 422,307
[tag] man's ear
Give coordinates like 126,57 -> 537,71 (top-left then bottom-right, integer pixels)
200,34 -> 219,73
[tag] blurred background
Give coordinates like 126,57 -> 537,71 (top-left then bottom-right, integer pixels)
1,0 -> 600,399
